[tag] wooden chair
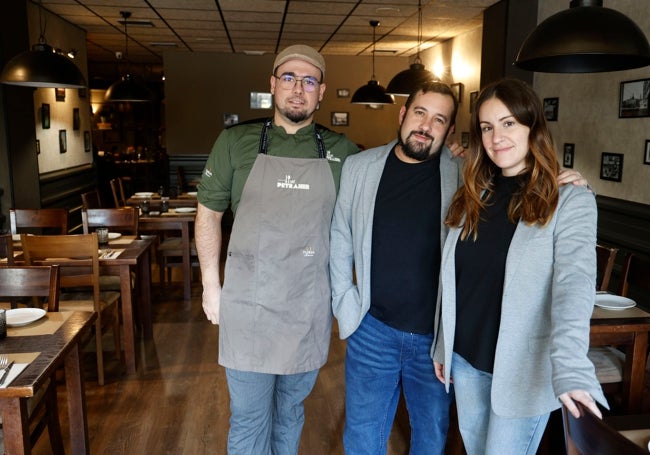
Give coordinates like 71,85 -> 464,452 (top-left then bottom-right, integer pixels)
81,188 -> 103,209
158,237 -> 200,286
9,208 -> 68,235
110,178 -> 127,208
619,253 -> 650,300
82,207 -> 139,236
21,233 -> 121,386
0,265 -> 64,453
596,244 -> 618,292
0,233 -> 14,265
563,402 -> 647,454
176,166 -> 187,192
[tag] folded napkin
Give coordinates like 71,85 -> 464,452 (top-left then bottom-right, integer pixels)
0,352 -> 39,388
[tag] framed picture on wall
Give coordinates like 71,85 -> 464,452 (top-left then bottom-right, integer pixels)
337,88 -> 350,98
59,130 -> 67,154
619,79 -> 650,118
451,83 -> 463,103
331,112 -> 349,126
55,87 -> 65,102
543,97 -> 559,121
84,131 -> 91,152
563,143 -> 574,168
41,103 -> 50,129
644,140 -> 650,165
469,91 -> 478,113
223,113 -> 239,127
250,92 -> 272,109
600,152 -> 623,182
36,139 -> 40,155
73,108 -> 80,130
461,132 -> 469,148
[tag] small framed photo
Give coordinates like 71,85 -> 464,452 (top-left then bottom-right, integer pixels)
55,87 -> 65,102
250,92 -> 272,109
84,131 -> 91,152
461,132 -> 469,148
36,139 -> 40,155
563,143 -> 575,168
223,113 -> 239,127
337,88 -> 350,98
41,103 -> 50,129
644,140 -> 650,165
469,91 -> 478,113
73,108 -> 80,130
543,97 -> 559,121
451,83 -> 463,103
619,79 -> 650,118
331,112 -> 349,126
59,130 -> 67,154
600,152 -> 623,182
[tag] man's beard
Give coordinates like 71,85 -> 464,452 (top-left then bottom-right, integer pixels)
397,129 -> 444,162
276,99 -> 314,124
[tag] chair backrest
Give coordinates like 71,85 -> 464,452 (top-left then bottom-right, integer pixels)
81,189 -> 103,209
0,233 -> 14,265
619,253 -> 650,299
82,207 -> 139,236
110,178 -> 127,208
0,265 -> 60,312
562,402 -> 646,454
176,166 -> 186,191
9,208 -> 68,235
21,233 -> 101,312
596,244 -> 618,292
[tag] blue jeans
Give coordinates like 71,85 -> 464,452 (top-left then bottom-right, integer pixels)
450,353 -> 549,455
225,368 -> 319,455
344,314 -> 452,455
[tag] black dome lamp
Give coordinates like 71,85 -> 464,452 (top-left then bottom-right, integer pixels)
351,20 -> 394,105
386,0 -> 436,96
0,2 -> 86,88
515,0 -> 650,73
104,11 -> 153,102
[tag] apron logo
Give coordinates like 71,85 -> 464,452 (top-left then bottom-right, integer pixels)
326,150 -> 341,162
277,174 -> 310,190
302,246 -> 315,257
204,168 -> 213,178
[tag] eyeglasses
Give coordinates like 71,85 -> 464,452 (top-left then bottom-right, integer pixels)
274,73 -> 320,93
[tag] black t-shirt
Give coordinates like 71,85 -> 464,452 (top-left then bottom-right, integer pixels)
369,147 -> 442,334
454,174 -> 519,373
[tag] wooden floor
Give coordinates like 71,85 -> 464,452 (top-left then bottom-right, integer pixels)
30,274 -> 569,454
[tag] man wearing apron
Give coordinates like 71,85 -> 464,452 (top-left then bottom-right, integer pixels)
196,45 -> 358,454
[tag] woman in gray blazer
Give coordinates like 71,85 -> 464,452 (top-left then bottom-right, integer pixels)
432,79 -> 607,455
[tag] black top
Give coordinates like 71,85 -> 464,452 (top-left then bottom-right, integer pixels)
454,174 -> 520,373
369,147 -> 442,334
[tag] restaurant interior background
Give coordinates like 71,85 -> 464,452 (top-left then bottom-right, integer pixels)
0,0 -> 649,293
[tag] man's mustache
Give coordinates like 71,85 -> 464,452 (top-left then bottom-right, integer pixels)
408,130 -> 435,141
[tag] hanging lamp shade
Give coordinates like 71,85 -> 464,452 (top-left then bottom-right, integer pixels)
104,73 -> 153,102
386,62 -> 436,96
0,42 -> 86,88
515,0 -> 650,73
351,20 -> 394,105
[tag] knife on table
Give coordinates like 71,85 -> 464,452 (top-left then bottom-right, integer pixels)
0,361 -> 15,386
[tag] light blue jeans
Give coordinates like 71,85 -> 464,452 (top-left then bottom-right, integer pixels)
344,314 -> 452,455
225,368 -> 319,455
450,352 -> 549,455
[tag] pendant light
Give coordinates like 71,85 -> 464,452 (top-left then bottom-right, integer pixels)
515,0 -> 650,73
351,21 -> 394,105
0,2 -> 86,88
386,0 -> 436,96
104,11 -> 153,102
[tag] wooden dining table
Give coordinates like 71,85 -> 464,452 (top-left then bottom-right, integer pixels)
0,311 -> 97,455
591,304 -> 650,414
126,192 -> 198,209
6,235 -> 154,376
139,211 -> 197,301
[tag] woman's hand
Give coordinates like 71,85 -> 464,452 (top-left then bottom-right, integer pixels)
559,390 -> 601,419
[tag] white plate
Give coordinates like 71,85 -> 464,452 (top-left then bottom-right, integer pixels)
175,207 -> 196,213
6,308 -> 47,327
108,232 -> 122,240
594,294 -> 636,310
186,191 -> 197,197
133,192 -> 154,198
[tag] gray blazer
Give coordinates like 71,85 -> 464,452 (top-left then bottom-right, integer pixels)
330,140 -> 462,339
432,184 -> 607,418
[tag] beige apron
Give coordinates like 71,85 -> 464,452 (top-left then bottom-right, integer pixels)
219,121 -> 336,374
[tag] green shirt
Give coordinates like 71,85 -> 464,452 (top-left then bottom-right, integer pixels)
198,120 -> 359,214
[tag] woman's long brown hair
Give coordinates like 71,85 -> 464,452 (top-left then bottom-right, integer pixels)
446,78 -> 560,240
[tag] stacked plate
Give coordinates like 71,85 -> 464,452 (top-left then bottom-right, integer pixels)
594,294 -> 636,310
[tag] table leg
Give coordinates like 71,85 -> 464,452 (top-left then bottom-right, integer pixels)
139,247 -> 153,339
0,397 -> 30,454
182,222 -> 191,300
120,264 -> 137,374
626,331 -> 648,413
65,343 -> 90,455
